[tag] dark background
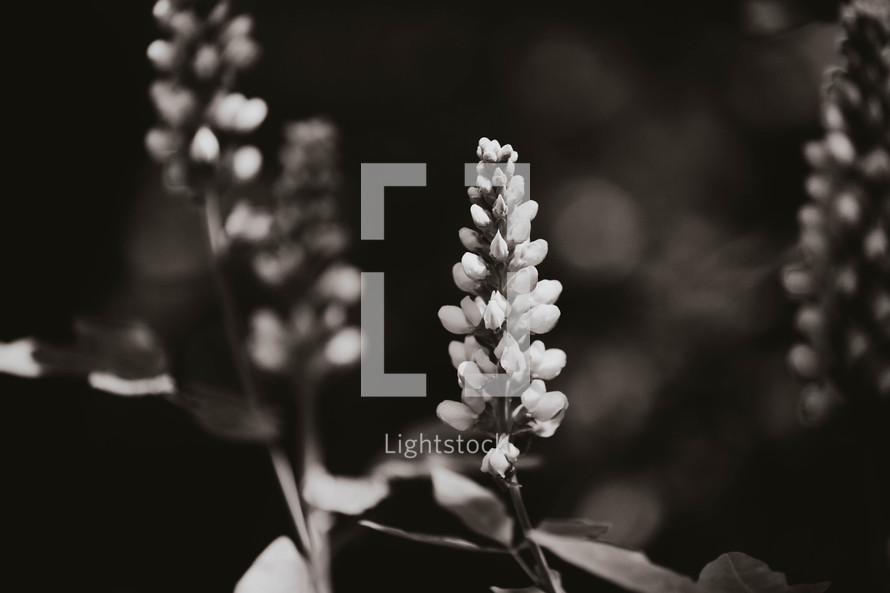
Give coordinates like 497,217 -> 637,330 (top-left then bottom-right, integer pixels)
2,1 -> 888,592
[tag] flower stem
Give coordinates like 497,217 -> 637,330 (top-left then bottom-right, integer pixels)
202,188 -> 317,570
507,474 -> 558,593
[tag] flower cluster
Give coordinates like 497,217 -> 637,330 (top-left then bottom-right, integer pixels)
145,0 -> 266,196
437,138 -> 567,478
233,119 -> 361,376
783,0 -> 890,422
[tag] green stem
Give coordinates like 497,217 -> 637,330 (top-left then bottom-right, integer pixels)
507,475 -> 558,593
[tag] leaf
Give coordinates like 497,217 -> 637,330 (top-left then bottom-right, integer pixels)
71,317 -> 168,378
492,569 -> 567,593
87,372 -> 176,396
234,536 -> 313,593
537,518 -> 611,541
431,466 -> 514,547
530,529 -> 697,593
359,520 -> 509,554
0,339 -> 43,378
3,317 -> 172,396
170,383 -> 283,443
696,552 -> 830,593
303,470 -> 390,515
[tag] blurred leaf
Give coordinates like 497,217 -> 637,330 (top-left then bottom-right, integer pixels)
492,569 -> 566,593
537,518 -> 611,541
696,553 -> 830,593
531,532 -> 830,593
304,470 -> 389,515
170,383 -> 282,443
2,318 -> 174,396
431,466 -> 514,547
21,317 -> 168,379
530,530 -> 696,593
359,520 -> 509,554
87,371 -> 176,396
234,536 -> 312,593
0,339 -> 43,377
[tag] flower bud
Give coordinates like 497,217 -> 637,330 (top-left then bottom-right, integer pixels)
492,196 -> 508,218
864,227 -> 887,260
528,391 -> 568,421
437,401 -> 478,431
477,137 -> 489,159
232,145 -> 263,182
145,128 -> 177,161
458,361 -> 487,390
170,10 -> 199,37
473,349 -> 498,373
190,127 -> 220,163
782,264 -> 816,297
795,306 -> 824,339
506,266 -> 538,295
223,36 -> 260,69
325,327 -> 361,366
506,214 -> 531,244
490,231 -> 509,261
147,39 -> 176,71
459,227 -> 484,251
248,309 -> 290,372
213,93 -> 247,129
520,380 -> 547,410
504,175 -> 525,206
225,201 -> 273,242
315,264 -> 362,304
510,239 -> 548,271
529,304 -> 560,334
531,412 -> 565,437
438,306 -> 474,335
826,131 -> 855,165
481,435 -> 519,478
494,333 -> 526,374
194,44 -> 221,80
152,0 -> 172,23
476,174 -> 493,192
452,263 -> 479,293
150,82 -> 197,127
233,98 -> 268,133
470,204 -> 491,229
514,200 -> 538,221
462,387 -> 487,414
492,167 -> 507,187
460,296 -> 483,327
834,192 -> 861,225
529,342 -> 567,380
448,341 -> 467,369
788,343 -> 822,381
531,280 -> 563,305
483,291 -> 508,330
253,244 -> 305,285
461,252 -> 489,280
225,15 -> 255,40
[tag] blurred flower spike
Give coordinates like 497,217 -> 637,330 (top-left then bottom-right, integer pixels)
437,138 -> 567,479
146,0 -> 266,196
237,118 -> 360,377
783,0 -> 890,423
